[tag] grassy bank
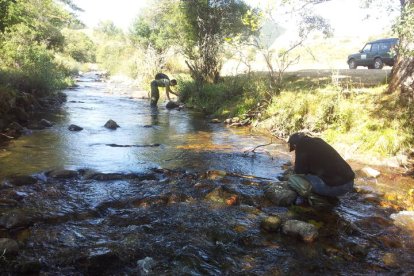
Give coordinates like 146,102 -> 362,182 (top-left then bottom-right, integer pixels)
178,72 -> 414,163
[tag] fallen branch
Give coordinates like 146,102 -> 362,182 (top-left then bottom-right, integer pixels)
244,138 -> 273,153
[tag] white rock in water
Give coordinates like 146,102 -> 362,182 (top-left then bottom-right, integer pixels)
361,167 -> 381,178
391,211 -> 414,231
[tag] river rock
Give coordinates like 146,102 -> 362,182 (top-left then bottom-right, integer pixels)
68,124 -> 83,131
205,186 -> 239,206
137,257 -> 157,275
39,119 -> 53,127
282,220 -> 319,242
260,215 -> 282,232
0,210 -> 32,229
104,119 -> 120,129
166,101 -> 179,109
265,182 -> 297,206
0,238 -> 19,256
7,175 -> 37,186
0,198 -> 19,207
47,169 -> 78,179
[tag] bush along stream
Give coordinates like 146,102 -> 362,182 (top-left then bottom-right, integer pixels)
0,72 -> 414,274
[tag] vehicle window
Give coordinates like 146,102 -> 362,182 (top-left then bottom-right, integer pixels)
362,44 -> 372,53
380,42 -> 390,51
371,43 -> 379,52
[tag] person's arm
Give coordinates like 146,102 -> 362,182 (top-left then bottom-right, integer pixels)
166,86 -> 178,100
294,150 -> 308,174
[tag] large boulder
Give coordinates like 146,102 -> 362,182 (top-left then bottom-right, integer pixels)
282,220 -> 319,242
104,119 -> 120,129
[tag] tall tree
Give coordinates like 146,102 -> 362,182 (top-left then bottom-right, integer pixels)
178,0 -> 258,84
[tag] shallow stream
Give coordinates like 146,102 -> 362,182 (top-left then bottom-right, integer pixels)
0,72 -> 413,275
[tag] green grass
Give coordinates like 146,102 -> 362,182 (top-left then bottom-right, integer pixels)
178,73 -> 413,159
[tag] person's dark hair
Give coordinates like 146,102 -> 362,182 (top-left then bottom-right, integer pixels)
170,79 -> 177,85
287,132 -> 307,151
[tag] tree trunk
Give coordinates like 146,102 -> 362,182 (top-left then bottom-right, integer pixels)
387,0 -> 414,100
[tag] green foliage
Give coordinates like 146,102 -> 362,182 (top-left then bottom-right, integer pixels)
179,74 -> 263,117
62,29 -> 96,63
177,0 -> 259,84
129,1 -> 177,54
0,0 -> 80,98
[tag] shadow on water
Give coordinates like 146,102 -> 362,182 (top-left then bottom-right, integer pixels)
0,72 -> 413,274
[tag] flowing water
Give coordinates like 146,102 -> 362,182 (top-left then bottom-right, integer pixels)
0,73 -> 413,275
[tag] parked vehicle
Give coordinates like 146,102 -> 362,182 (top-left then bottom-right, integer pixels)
347,38 -> 398,69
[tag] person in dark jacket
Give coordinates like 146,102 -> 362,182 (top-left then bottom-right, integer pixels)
150,73 -> 178,107
287,132 -> 355,206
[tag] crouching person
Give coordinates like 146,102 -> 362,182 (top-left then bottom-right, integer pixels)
287,132 -> 355,207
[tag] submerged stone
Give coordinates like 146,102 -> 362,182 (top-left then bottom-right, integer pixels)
282,220 -> 319,242
47,169 -> 79,179
260,215 -> 282,232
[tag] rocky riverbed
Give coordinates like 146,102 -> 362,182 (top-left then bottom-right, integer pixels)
1,168 -> 414,275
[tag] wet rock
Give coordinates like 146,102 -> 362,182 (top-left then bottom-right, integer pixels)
80,247 -> 121,274
166,101 -> 179,109
104,119 -> 120,129
16,260 -> 42,274
205,186 -> 239,206
39,119 -> 53,127
260,215 -> 282,232
282,220 -> 318,242
0,210 -> 32,229
0,198 -> 19,207
47,169 -> 78,179
7,175 -> 37,186
0,238 -> 19,256
68,124 -> 83,131
360,167 -> 381,178
0,190 -> 28,201
265,182 -> 297,206
137,257 -> 157,275
205,170 -> 226,180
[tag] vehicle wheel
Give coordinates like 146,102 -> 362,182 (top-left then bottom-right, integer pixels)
348,59 -> 357,69
374,58 -> 384,69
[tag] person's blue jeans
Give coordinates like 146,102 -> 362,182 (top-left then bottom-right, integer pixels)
304,174 -> 354,197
